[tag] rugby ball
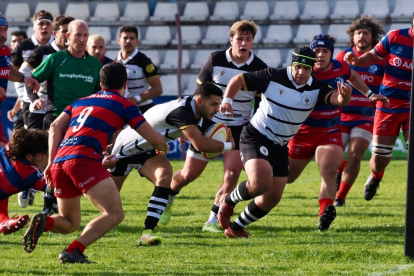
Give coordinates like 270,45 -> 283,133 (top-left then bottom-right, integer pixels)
201,122 -> 229,160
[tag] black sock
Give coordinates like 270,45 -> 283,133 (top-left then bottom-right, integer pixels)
231,200 -> 269,231
169,188 -> 180,196
144,186 -> 170,230
211,204 -> 219,215
225,180 -> 253,206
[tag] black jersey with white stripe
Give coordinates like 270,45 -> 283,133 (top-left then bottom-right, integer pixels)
111,96 -> 201,158
242,67 -> 334,145
115,48 -> 159,106
197,48 -> 267,126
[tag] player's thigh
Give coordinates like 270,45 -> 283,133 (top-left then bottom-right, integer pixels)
315,144 -> 343,175
57,196 -> 82,226
222,149 -> 243,174
180,155 -> 209,180
139,155 -> 172,185
84,177 -> 123,215
287,157 -> 312,183
244,158 -> 273,188
112,175 -> 128,192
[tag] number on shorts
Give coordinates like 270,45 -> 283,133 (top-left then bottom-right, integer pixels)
73,106 -> 94,132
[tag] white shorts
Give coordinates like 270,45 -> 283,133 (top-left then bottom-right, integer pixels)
186,148 -> 210,162
342,127 -> 373,147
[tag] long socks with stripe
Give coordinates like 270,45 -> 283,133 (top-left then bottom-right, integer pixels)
144,187 -> 170,231
230,200 -> 268,231
225,181 -> 254,206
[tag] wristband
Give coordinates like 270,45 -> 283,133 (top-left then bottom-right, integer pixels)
366,90 -> 374,100
223,142 -> 232,151
222,97 -> 233,106
134,95 -> 142,102
20,74 -> 25,83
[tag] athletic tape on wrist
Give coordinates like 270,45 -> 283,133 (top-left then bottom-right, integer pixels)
222,97 -> 233,106
223,142 -> 232,151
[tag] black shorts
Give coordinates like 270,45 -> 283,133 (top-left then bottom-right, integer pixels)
43,113 -> 57,131
110,149 -> 157,177
240,123 -> 289,177
138,102 -> 155,114
14,110 -> 24,129
21,102 -> 30,128
27,112 -> 45,130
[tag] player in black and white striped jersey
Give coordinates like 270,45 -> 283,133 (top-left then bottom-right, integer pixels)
217,47 -> 352,238
160,20 -> 268,233
115,25 -> 162,114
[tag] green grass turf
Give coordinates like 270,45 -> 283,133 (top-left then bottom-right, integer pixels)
1,160 -> 413,275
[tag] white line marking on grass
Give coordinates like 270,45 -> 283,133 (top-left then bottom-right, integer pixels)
370,264 -> 414,275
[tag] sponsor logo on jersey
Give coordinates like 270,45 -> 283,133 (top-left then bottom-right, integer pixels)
368,65 -> 378,73
396,46 -> 403,55
146,64 -> 155,73
279,88 -> 284,95
360,74 -> 374,82
392,57 -> 412,69
335,77 -> 344,84
59,73 -> 94,83
221,71 -> 225,76
0,67 -> 10,77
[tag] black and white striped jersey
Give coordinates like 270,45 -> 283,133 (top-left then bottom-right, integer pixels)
11,34 -> 54,102
242,67 -> 335,145
111,96 -> 201,158
197,48 -> 267,127
115,48 -> 159,107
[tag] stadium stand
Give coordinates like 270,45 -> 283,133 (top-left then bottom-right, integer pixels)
140,26 -> 171,46
150,2 -> 178,23
363,0 -> 390,21
240,1 -> 269,21
210,1 -> 239,22
190,50 -> 214,70
256,49 -> 282,68
90,3 -> 120,23
269,1 -> 299,23
88,26 -> 112,44
390,0 -> 414,22
330,1 -> 360,23
201,25 -> 230,46
5,3 -> 30,23
35,2 -> 60,18
64,3 -> 90,21
180,2 -> 210,22
299,1 -> 330,24
120,2 -> 149,23
183,74 -> 198,95
327,24 -> 350,47
293,24 -> 323,45
262,25 -> 293,46
171,26 -> 202,46
159,49 -> 190,70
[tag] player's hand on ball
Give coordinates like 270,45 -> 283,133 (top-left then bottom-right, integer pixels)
156,145 -> 170,156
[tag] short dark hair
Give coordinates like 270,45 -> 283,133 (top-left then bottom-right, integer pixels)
7,128 -> 48,160
11,30 -> 27,39
193,82 -> 223,99
100,62 -> 127,90
347,15 -> 385,48
32,10 -> 53,23
52,15 -> 75,32
119,25 -> 138,38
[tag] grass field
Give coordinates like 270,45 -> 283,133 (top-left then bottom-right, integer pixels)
1,160 -> 413,275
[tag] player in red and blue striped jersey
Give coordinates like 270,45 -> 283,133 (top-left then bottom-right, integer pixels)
0,128 -> 48,235
345,19 -> 413,201
23,62 -> 168,264
288,34 -> 388,231
334,16 -> 386,206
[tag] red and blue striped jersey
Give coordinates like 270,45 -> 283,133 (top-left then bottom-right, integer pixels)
0,145 -> 46,200
53,90 -> 146,163
298,60 -> 351,134
0,45 -> 11,103
374,27 -> 413,110
336,47 -> 386,126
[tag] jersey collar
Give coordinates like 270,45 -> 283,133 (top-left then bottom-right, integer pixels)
101,89 -> 121,95
225,48 -> 254,68
50,41 -> 61,52
287,66 -> 313,89
118,48 -> 139,64
31,34 -> 54,46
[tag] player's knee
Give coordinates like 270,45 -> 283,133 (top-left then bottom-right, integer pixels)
180,170 -> 199,183
223,170 -> 241,186
346,149 -> 364,163
248,179 -> 272,195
